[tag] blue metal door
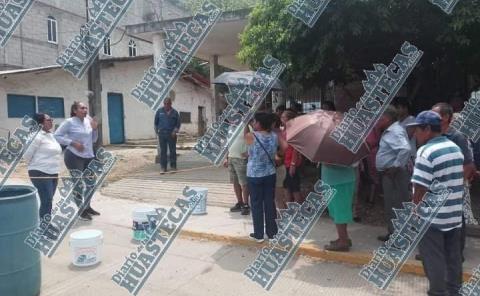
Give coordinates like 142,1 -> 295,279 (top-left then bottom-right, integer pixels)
107,93 -> 125,144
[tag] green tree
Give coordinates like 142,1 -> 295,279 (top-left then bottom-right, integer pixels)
239,0 -> 480,101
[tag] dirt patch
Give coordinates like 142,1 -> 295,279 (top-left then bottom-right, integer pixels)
102,147 -> 156,183
10,146 -> 157,184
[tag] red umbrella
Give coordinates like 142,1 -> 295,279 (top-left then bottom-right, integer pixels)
286,110 -> 370,166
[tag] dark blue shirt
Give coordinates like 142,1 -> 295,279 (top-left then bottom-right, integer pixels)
446,128 -> 473,165
154,107 -> 181,134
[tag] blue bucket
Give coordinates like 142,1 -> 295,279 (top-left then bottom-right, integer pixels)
0,185 -> 41,296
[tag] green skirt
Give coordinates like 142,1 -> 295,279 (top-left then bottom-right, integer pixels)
327,182 -> 355,224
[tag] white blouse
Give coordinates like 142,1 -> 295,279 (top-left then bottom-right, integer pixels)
23,130 -> 62,174
54,117 -> 98,159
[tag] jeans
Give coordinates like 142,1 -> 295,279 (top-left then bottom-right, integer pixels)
158,132 -> 177,169
419,227 -> 462,296
64,149 -> 93,210
28,170 -> 58,220
248,174 -> 277,239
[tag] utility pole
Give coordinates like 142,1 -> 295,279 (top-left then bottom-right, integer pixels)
85,0 -> 103,148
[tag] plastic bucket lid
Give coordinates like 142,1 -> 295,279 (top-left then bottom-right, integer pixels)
69,229 -> 103,247
132,207 -> 157,222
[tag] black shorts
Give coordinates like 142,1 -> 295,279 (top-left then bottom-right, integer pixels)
283,168 -> 301,192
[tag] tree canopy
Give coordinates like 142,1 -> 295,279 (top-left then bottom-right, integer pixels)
238,0 -> 480,101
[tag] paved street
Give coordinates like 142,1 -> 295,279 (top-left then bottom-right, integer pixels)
6,147 -> 480,296
4,177 -> 433,296
42,236 -> 429,296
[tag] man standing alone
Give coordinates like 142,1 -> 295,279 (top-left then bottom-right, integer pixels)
155,92 -> 181,173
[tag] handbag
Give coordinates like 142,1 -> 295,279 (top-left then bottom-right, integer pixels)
252,132 -> 277,168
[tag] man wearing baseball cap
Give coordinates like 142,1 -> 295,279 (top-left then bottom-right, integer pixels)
407,110 -> 464,296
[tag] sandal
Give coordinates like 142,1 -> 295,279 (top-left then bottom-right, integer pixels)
324,241 -> 350,252
329,238 -> 352,247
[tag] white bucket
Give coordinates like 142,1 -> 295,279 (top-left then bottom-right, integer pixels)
132,207 -> 157,241
69,229 -> 103,267
189,187 -> 208,215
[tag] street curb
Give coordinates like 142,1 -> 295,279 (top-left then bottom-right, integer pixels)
108,144 -> 193,150
179,230 -> 474,282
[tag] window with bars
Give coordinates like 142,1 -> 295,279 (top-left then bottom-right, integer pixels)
180,112 -> 191,123
47,16 -> 57,43
128,39 -> 137,57
103,37 -> 111,56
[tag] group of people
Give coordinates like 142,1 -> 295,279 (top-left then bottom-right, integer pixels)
24,101 -> 101,224
224,97 -> 476,296
24,93 -> 473,295
370,99 -> 476,296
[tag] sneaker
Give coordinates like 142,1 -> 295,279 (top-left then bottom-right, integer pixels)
230,202 -> 244,212
249,233 -> 264,243
241,205 -> 250,215
79,212 -> 92,221
85,207 -> 100,216
160,168 -> 167,174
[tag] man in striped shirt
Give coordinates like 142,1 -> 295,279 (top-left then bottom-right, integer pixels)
407,110 -> 464,296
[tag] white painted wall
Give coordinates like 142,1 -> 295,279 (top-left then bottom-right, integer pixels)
0,58 -> 213,144
101,58 -> 214,143
0,68 -> 88,134
172,79 -> 213,135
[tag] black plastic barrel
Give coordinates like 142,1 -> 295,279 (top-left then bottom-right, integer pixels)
0,185 -> 41,296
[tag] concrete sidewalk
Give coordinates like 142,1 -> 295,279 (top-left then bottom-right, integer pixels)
91,193 -> 480,281
5,176 -> 479,291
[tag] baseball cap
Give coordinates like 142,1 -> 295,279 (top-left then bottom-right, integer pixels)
406,110 -> 441,127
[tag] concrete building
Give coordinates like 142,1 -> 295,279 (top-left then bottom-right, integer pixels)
0,1 -> 216,144
125,8 -> 251,116
0,55 -> 213,144
0,0 -> 191,70
0,1 -> 259,144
